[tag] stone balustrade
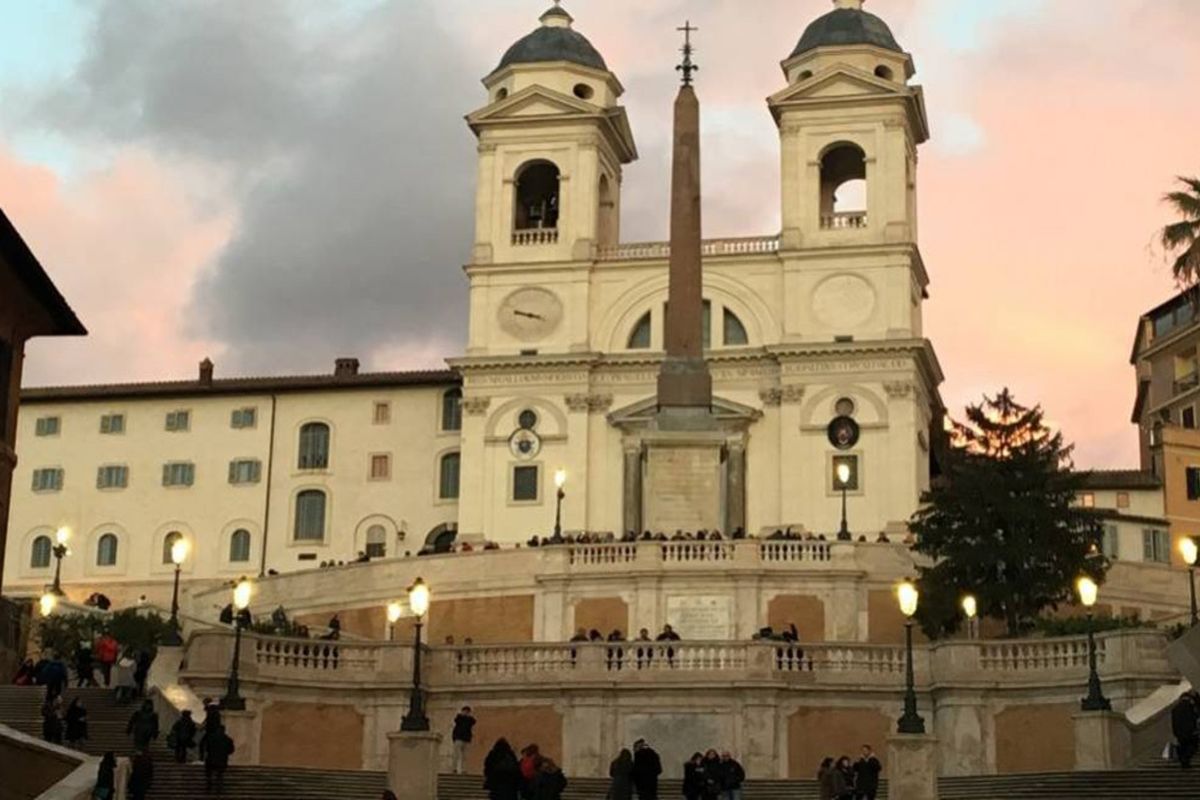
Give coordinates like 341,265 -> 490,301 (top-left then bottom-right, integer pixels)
511,228 -> 558,246
820,211 -> 868,229
597,235 -> 781,261
562,539 -> 847,572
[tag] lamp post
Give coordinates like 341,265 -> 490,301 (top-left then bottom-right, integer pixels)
400,577 -> 431,732
163,538 -> 190,646
1180,537 -> 1199,627
836,463 -> 852,541
553,469 -> 567,540
387,601 -> 403,642
961,594 -> 978,640
1076,576 -> 1111,712
39,592 -> 58,618
222,577 -> 253,712
50,527 -> 70,596
896,580 -> 926,734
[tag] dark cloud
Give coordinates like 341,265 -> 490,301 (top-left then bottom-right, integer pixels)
37,0 -> 488,372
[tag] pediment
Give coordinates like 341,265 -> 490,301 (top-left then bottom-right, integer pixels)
768,65 -> 903,106
467,85 -> 597,125
608,395 -> 763,430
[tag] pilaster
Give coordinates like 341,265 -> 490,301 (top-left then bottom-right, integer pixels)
388,731 -> 443,800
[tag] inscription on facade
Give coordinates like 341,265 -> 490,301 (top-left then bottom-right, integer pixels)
644,445 -> 722,534
666,595 -> 734,641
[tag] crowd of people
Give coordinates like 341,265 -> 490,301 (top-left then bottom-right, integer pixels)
816,747 -> 882,800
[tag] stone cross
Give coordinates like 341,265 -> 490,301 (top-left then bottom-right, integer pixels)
676,21 -> 698,87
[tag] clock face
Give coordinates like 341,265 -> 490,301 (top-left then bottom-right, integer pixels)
509,429 -> 542,460
498,288 -> 564,342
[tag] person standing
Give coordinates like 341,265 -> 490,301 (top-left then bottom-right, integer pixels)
835,756 -> 855,800
42,696 -> 64,744
631,739 -> 662,800
608,748 -> 634,800
201,722 -> 235,793
132,650 -> 152,697
114,651 -> 137,705
167,709 -> 198,763
41,651 -> 68,702
452,706 -> 477,774
682,753 -> 705,800
530,758 -> 567,800
483,738 -> 522,800
93,751 -> 117,800
127,749 -> 154,800
126,699 -> 160,751
64,698 -> 89,748
95,632 -> 119,687
75,643 -> 96,687
817,757 -> 836,800
718,751 -> 745,800
699,750 -> 722,800
1173,691 -> 1200,769
852,745 -> 881,800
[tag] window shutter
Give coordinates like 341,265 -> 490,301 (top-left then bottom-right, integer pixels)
185,464 -> 194,486
163,464 -> 171,486
96,468 -> 104,489
253,460 -> 262,483
228,461 -> 237,483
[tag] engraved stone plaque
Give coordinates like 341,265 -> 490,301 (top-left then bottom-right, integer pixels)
666,595 -> 733,641
644,443 -> 722,533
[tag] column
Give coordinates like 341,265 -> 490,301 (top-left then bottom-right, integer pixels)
388,731 -> 443,800
725,440 -> 746,534
623,442 -> 642,535
886,734 -> 939,800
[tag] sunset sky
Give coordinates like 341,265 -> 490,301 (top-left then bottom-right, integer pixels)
1,0 -> 1197,468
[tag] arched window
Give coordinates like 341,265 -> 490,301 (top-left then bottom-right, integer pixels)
627,312 -> 652,349
723,308 -> 749,346
597,174 -> 617,247
442,389 -> 463,432
427,524 -> 458,554
229,529 -> 252,563
514,161 -> 560,230
30,535 -> 52,569
366,525 -> 387,559
161,531 -> 183,565
294,490 -> 327,541
97,533 -> 119,567
439,452 -> 461,500
819,143 -> 867,228
298,422 -> 330,470
874,65 -> 894,81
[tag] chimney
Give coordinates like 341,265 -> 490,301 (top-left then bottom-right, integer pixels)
199,358 -> 214,386
334,357 -> 360,378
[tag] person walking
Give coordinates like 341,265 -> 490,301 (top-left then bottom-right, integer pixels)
75,643 -> 96,688
41,651 -> 68,702
483,738 -> 522,800
1173,691 -> 1200,769
126,699 -> 160,751
64,698 -> 89,748
200,722 -> 235,793
717,751 -> 745,800
608,748 -> 634,800
95,631 -> 119,687
452,705 -> 477,774
42,695 -> 64,744
530,758 -> 567,800
132,650 -> 152,697
852,745 -> 881,800
128,748 -> 154,800
682,753 -> 706,800
167,709 -> 198,763
93,751 -> 117,800
114,651 -> 137,705
631,739 -> 662,800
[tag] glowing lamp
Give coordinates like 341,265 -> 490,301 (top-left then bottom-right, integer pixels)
55,527 -> 70,545
555,469 -> 568,490
233,578 -> 253,611
408,578 -> 430,619
1180,537 -> 1199,567
897,581 -> 919,618
962,595 -> 978,620
836,463 -> 852,487
39,593 -> 57,617
170,537 -> 190,566
387,601 -> 403,624
1076,576 -> 1099,609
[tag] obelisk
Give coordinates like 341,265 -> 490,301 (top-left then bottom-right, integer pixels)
656,22 -> 713,419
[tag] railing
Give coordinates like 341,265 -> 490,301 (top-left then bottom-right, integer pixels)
978,637 -> 1098,672
452,644 -> 577,676
787,644 -> 908,674
758,541 -> 832,563
820,212 -> 868,230
597,235 -> 781,262
254,637 -> 381,674
563,539 -> 849,571
567,544 -> 639,566
1174,373 -> 1199,395
512,228 -> 559,246
660,542 -> 734,562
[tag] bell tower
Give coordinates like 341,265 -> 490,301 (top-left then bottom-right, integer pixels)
768,0 -> 928,250
466,3 -> 637,269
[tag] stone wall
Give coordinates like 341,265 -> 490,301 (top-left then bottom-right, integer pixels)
259,701 -> 365,771
573,596 -> 628,636
766,594 -> 825,641
993,704 -> 1076,773
787,707 -> 890,778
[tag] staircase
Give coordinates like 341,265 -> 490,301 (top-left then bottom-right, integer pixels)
437,773 -> 872,799
938,767 -> 1200,799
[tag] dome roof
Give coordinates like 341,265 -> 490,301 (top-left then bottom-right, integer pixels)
790,3 -> 903,59
493,5 -> 608,75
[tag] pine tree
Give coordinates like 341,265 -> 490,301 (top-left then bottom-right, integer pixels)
910,389 -> 1106,638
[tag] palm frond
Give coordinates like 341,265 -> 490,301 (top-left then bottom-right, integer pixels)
1161,219 -> 1199,250
1172,243 -> 1200,285
1164,191 -> 1200,219
1178,176 -> 1200,196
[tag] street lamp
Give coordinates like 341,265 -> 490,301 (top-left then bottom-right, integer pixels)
1076,576 -> 1111,712
553,469 -> 567,540
39,592 -> 58,617
222,577 -> 253,712
387,601 -> 403,642
962,595 -> 978,640
896,580 -> 926,734
50,527 -> 70,596
400,577 -> 431,732
836,463 -> 852,541
1180,537 -> 1199,627
163,537 -> 190,646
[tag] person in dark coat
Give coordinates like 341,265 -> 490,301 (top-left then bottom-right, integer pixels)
13,658 -> 36,686
452,706 -> 477,774
682,753 -> 706,800
530,758 -> 567,800
167,709 -> 198,763
64,698 -> 88,747
127,700 -> 159,750
1173,691 -> 1200,769
128,749 -> 154,800
133,650 -> 152,697
835,756 -> 855,800
201,722 -> 235,793
852,745 -> 881,800
631,739 -> 662,800
75,644 -> 96,687
41,653 -> 68,701
518,744 -> 542,800
718,751 -> 745,800
42,696 -> 64,744
483,738 -> 522,800
608,748 -> 634,800
817,757 -> 836,800
93,751 -> 117,800
699,750 -> 722,800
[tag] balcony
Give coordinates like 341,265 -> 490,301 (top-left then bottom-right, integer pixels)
820,212 -> 868,230
596,235 -> 781,262
512,228 -> 559,246
1173,372 -> 1199,395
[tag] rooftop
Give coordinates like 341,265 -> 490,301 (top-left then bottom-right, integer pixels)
1079,469 -> 1161,491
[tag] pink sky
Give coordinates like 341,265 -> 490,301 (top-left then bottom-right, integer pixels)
2,0 -> 1198,469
